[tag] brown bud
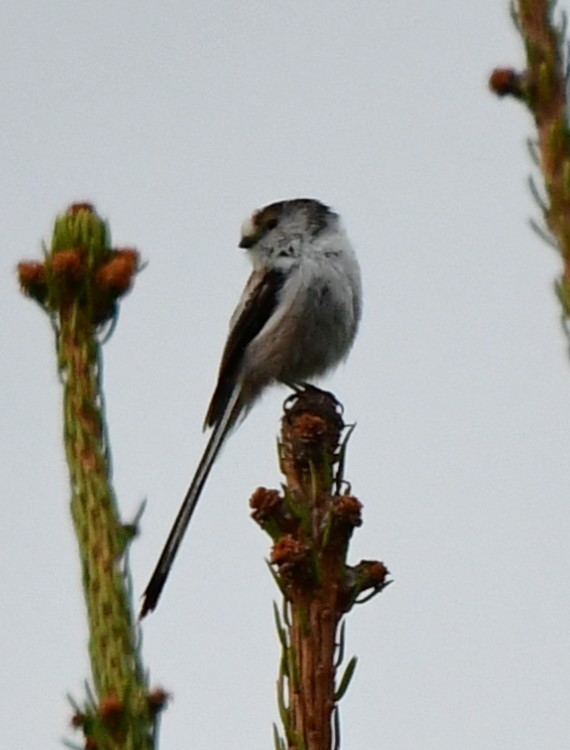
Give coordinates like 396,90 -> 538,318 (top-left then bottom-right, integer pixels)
68,202 -> 95,215
333,495 -> 363,527
271,534 -> 309,567
97,249 -> 138,296
250,487 -> 281,512
18,261 -> 47,302
51,249 -> 83,279
18,261 -> 45,287
353,559 -> 390,587
489,68 -> 525,99
366,560 -> 389,585
293,413 -> 327,442
283,389 -> 343,442
115,247 -> 139,267
70,711 -> 86,728
99,694 -> 123,726
148,687 -> 170,716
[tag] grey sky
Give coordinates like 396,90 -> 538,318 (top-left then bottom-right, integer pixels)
2,2 -> 570,748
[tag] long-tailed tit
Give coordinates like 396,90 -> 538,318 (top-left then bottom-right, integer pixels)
140,198 -> 362,617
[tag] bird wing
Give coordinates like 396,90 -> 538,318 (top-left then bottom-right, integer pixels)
204,267 -> 285,429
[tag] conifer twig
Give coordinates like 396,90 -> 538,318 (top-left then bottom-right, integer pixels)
490,1 -> 570,315
18,204 -> 166,749
251,388 -> 389,750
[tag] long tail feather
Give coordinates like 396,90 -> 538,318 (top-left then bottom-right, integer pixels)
140,385 -> 242,618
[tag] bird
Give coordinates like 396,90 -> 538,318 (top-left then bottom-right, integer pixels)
140,198 -> 362,617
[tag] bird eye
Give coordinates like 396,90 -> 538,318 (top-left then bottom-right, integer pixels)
265,218 -> 278,231
278,246 -> 294,258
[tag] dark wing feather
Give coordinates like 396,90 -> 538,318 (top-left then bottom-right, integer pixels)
204,268 -> 285,428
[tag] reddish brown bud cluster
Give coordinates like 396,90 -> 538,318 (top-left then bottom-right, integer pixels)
68,202 -> 96,215
51,249 -> 83,279
332,495 -> 363,528
250,487 -> 282,518
249,486 -> 300,538
70,711 -> 86,728
339,559 -> 391,612
18,202 -> 140,324
292,413 -> 328,442
17,261 -> 47,303
271,534 -> 311,573
281,388 -> 344,476
18,245 -> 140,324
97,248 -> 139,296
358,559 -> 389,586
99,693 -> 123,728
17,261 -> 45,286
147,687 -> 170,717
489,68 -> 525,99
70,688 -> 169,748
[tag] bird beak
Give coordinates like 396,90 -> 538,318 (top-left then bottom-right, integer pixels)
239,235 -> 255,249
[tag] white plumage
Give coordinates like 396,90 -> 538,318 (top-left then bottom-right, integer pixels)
141,198 -> 362,617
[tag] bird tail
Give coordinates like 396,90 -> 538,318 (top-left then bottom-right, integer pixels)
140,385 -> 242,618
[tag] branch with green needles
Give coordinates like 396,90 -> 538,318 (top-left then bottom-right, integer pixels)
18,204 -> 166,750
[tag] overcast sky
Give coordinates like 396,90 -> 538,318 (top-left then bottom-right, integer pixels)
2,2 -> 570,748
